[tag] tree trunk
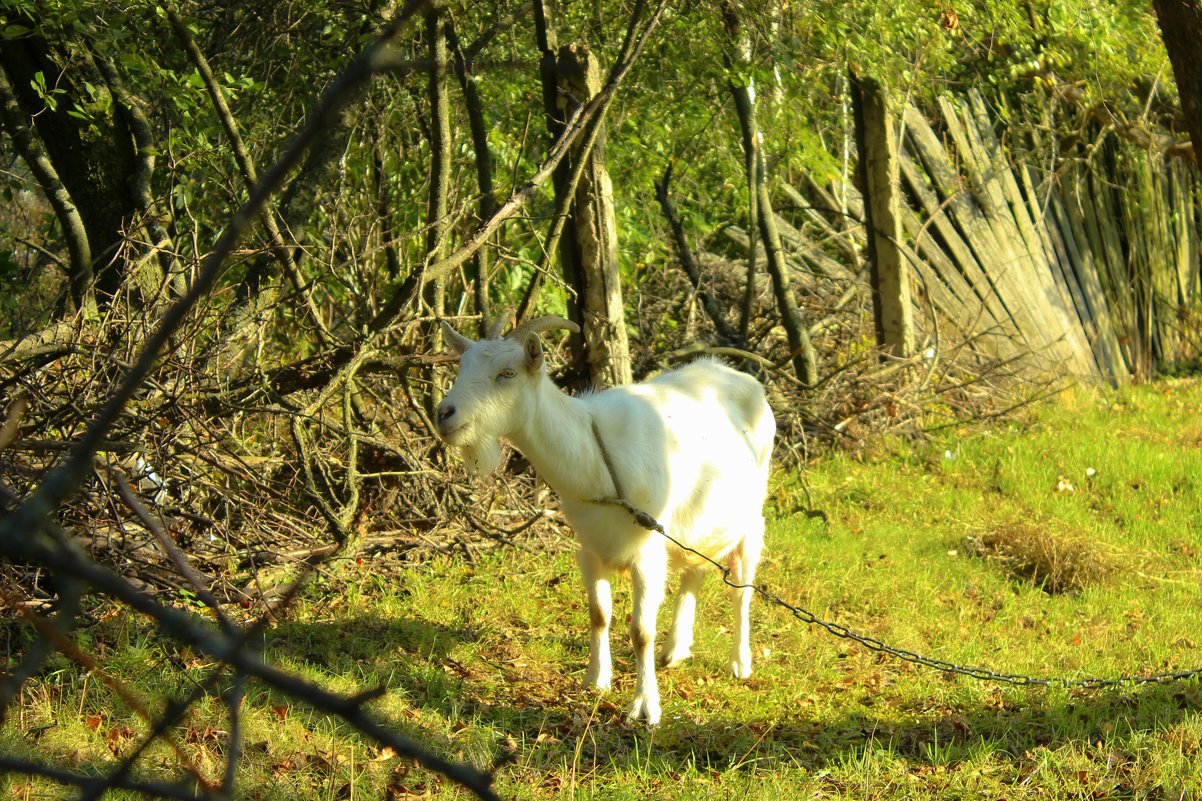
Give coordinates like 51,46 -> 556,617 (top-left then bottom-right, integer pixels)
92,56 -> 182,304
0,20 -> 140,305
724,3 -> 817,387
1154,0 -> 1202,163
422,9 -> 452,326
655,167 -> 739,344
724,27 -> 758,340
533,2 -> 631,387
448,19 -> 497,335
0,68 -> 92,310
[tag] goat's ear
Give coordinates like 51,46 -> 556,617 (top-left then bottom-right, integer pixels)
441,321 -> 474,356
523,333 -> 544,373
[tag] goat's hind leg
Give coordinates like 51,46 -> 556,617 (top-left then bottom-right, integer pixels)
578,549 -> 613,691
728,522 -> 763,680
659,566 -> 704,669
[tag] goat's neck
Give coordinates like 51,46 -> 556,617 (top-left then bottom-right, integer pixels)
506,375 -> 608,502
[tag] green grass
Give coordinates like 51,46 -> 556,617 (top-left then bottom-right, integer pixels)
5,380 -> 1202,799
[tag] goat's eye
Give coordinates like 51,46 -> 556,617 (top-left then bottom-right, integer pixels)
497,369 -> 516,381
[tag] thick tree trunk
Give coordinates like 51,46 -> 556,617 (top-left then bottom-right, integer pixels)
92,57 -> 182,303
0,22 -> 140,304
533,2 -> 631,388
556,45 -> 631,388
1154,0 -> 1202,163
0,69 -> 92,309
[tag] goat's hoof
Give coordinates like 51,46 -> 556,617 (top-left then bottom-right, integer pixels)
657,648 -> 691,669
627,695 -> 661,727
730,659 -> 753,680
584,673 -> 612,692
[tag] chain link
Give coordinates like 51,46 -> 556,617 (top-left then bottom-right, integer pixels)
594,496 -> 1202,691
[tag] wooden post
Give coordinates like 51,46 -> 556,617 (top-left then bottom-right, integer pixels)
850,69 -> 914,359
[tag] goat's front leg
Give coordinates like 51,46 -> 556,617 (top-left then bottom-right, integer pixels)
628,546 -> 667,725
577,549 -> 612,691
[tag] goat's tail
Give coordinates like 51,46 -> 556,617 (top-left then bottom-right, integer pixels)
733,379 -> 776,473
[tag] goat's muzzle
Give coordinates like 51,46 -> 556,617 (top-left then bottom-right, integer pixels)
435,400 -> 461,441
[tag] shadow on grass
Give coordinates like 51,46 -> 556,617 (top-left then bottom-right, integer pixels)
262,614 -> 481,711
646,678 -> 1202,773
255,613 -> 1202,782
403,651 -> 1202,779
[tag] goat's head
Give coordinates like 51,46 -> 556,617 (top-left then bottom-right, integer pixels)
436,311 -> 579,476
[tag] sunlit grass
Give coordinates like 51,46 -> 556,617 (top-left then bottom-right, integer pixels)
4,380 -> 1202,799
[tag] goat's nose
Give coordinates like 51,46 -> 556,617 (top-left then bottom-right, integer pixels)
436,401 -> 456,426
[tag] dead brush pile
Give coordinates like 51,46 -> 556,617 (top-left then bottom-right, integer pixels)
0,294 -> 554,616
964,520 -> 1117,594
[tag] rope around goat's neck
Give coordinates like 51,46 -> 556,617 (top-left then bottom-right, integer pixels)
590,418 -> 628,501
588,419 -> 664,533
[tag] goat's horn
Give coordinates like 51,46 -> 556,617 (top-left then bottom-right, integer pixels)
507,315 -> 580,341
485,308 -> 515,340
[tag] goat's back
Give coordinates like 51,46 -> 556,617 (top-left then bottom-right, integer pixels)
576,358 -> 774,565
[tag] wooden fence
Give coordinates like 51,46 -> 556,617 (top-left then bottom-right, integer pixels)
784,90 -> 1202,383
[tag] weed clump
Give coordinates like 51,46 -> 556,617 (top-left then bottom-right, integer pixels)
965,521 -> 1115,594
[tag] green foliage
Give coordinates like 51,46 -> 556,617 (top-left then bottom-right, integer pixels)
0,0 -> 1179,326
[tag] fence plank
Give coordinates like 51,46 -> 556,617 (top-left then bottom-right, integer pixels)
961,93 -> 1102,378
779,93 -> 1197,383
900,118 -> 1025,340
1060,160 -> 1130,380
1089,149 -> 1140,373
937,99 -> 1096,376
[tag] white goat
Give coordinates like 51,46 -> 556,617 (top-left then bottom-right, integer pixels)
436,314 -> 775,725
